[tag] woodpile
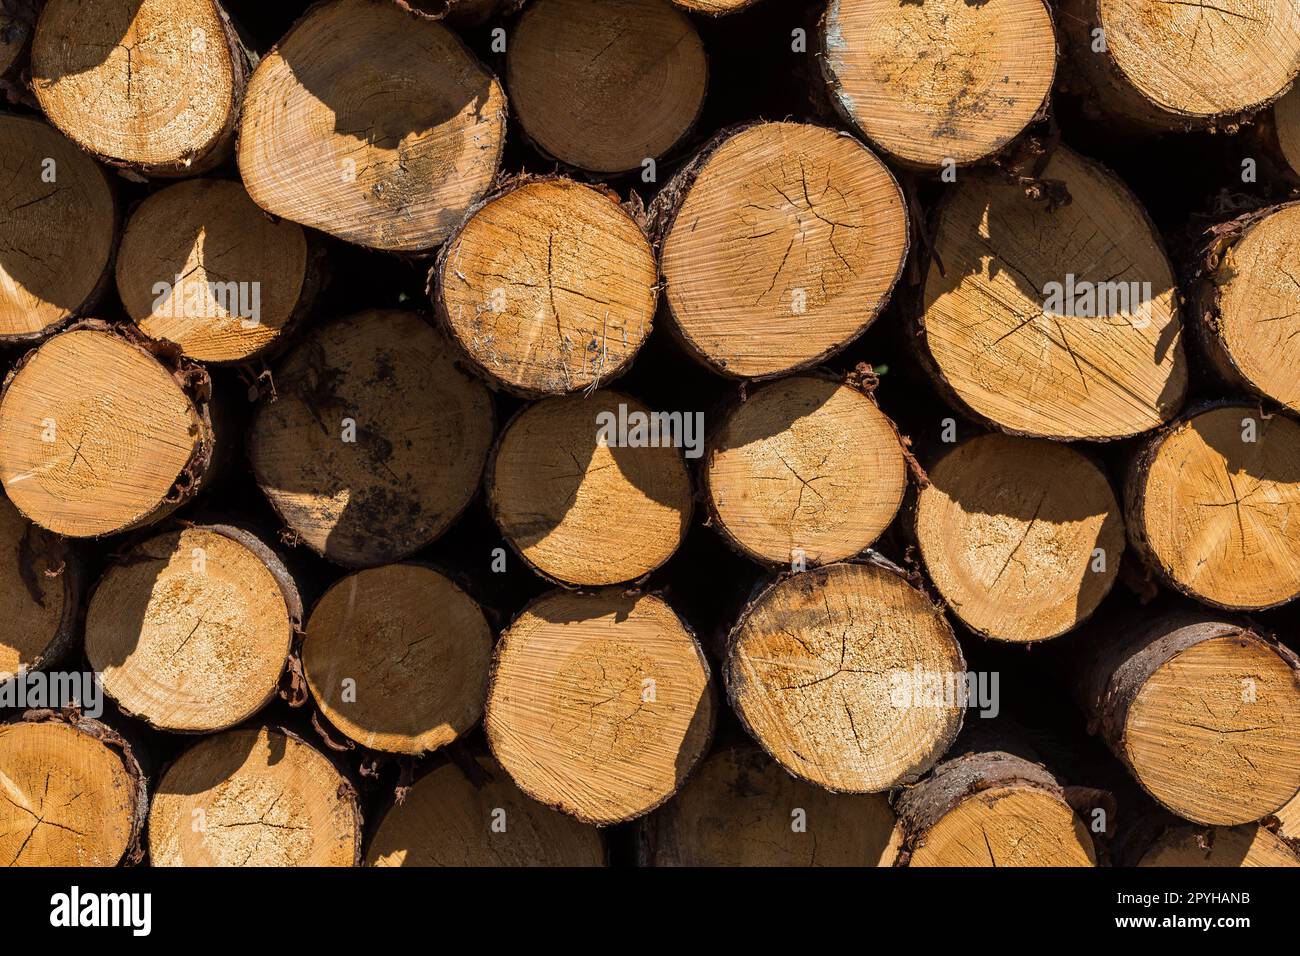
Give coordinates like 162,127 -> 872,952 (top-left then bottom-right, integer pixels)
1,0 -> 1299,872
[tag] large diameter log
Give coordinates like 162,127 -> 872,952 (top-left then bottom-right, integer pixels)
115,178 -> 321,364
367,755 -> 605,866
1132,823 -> 1300,867
485,589 -> 715,826
0,323 -> 218,538
248,310 -> 494,568
0,711 -> 147,867
918,145 -> 1187,439
506,0 -> 707,174
724,558 -> 966,793
31,0 -> 247,176
1124,404 -> 1300,610
0,493 -> 80,681
819,0 -> 1056,168
655,122 -> 909,378
1076,607 -> 1300,825
148,726 -> 362,867
237,0 -> 506,253
435,178 -> 656,396
487,390 -> 692,585
639,745 -> 902,866
1058,0 -> 1300,132
894,749 -> 1097,867
0,115 -> 116,346
303,564 -> 492,755
85,525 -> 300,733
703,375 -> 906,567
915,433 -> 1124,643
1188,202 -> 1300,412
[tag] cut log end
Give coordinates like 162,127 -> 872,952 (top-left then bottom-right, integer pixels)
725,559 -> 966,793
148,726 -> 361,866
488,390 -> 692,585
0,327 -> 213,538
660,122 -> 908,378
705,375 -> 906,566
485,589 -> 715,826
367,756 -> 605,866
507,0 -> 706,173
916,433 -> 1124,642
1275,84 -> 1300,177
436,179 -> 656,396
1138,824 -> 1300,867
85,526 -> 297,733
237,0 -> 505,253
249,310 -> 494,568
304,564 -> 492,755
820,0 -> 1056,167
0,494 -> 78,680
640,745 -> 902,866
116,178 -> 313,363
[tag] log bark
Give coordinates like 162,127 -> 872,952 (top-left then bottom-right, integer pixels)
433,177 -> 656,396
0,493 -> 81,681
506,0 -> 707,174
115,178 -> 325,364
894,748 -> 1097,866
1074,605 -> 1300,825
670,0 -> 758,13
367,754 -> 606,866
1124,403 -> 1300,610
302,563 -> 492,755
248,309 -> 495,568
31,0 -> 249,176
914,432 -> 1124,643
485,588 -> 715,825
84,523 -> 301,733
486,389 -> 693,585
639,744 -> 902,866
148,725 -> 362,866
237,0 -> 506,253
652,122 -> 909,379
703,374 -> 907,567
0,115 -> 116,347
0,709 -> 148,867
724,556 -> 966,793
818,0 -> 1056,168
0,321 -> 219,538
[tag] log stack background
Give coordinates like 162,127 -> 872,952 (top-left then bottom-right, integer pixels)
1,0 -> 1300,867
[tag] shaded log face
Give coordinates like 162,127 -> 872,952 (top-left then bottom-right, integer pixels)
1276,85 -> 1300,176
0,495 -> 72,680
1138,824 -> 1300,867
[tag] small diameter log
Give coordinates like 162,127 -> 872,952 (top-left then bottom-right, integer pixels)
656,122 -> 909,378
435,178 -> 656,396
115,179 -> 320,364
1134,823 -> 1300,867
31,0 -> 247,176
0,115 -> 115,346
367,755 -> 605,866
724,558 -> 966,793
0,493 -> 80,680
85,525 -> 299,733
1125,404 -> 1300,610
237,0 -> 506,253
1275,790 -> 1300,843
670,0 -> 757,13
894,750 -> 1097,867
639,745 -> 902,866
303,564 -> 492,755
703,375 -> 906,567
248,310 -> 494,568
819,0 -> 1056,168
1274,84 -> 1300,179
487,390 -> 692,585
1077,607 -> 1300,826
1057,0 -> 1300,132
148,726 -> 362,867
506,0 -> 707,174
1188,202 -> 1300,412
0,323 -> 217,538
0,711 -> 147,867
918,145 -> 1187,439
485,589 -> 715,826
915,433 -> 1124,643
